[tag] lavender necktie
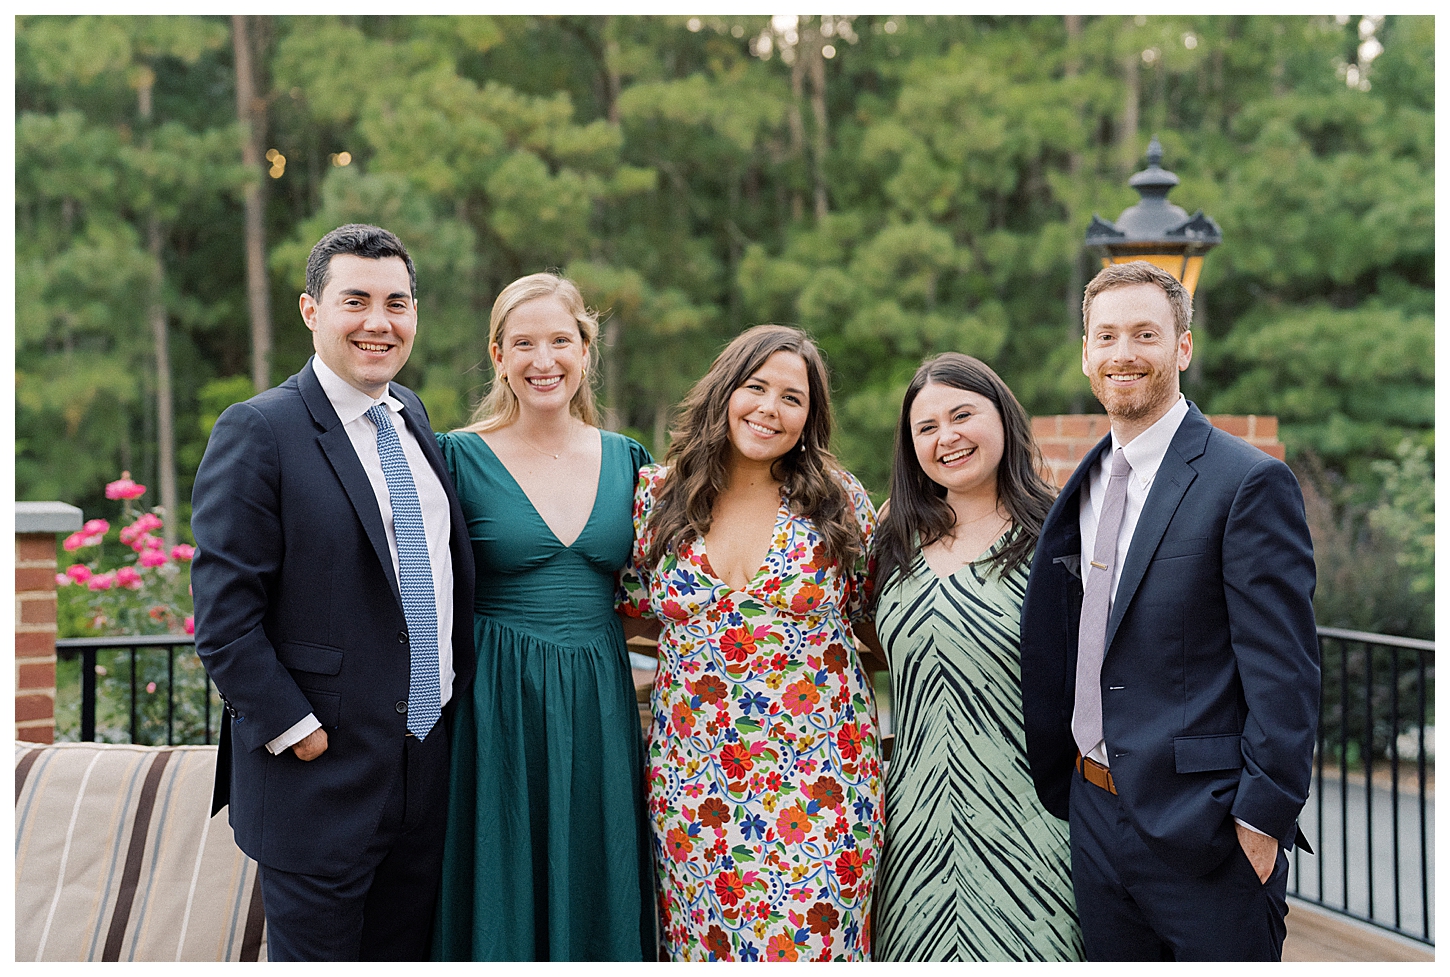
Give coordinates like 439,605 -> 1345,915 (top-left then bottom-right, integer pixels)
1073,448 -> 1132,758
366,404 -> 441,739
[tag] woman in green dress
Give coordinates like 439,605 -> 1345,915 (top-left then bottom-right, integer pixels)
869,353 -> 1083,961
433,273 -> 653,960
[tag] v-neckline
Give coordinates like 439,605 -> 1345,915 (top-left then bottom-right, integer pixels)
919,528 -> 1010,583
697,494 -> 790,594
471,430 -> 604,549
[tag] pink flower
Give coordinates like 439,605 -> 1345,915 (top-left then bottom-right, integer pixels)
55,573 -> 71,586
136,513 -> 162,532
82,518 -> 110,535
139,549 -> 168,568
63,531 -> 92,551
146,682 -> 157,694
146,535 -> 164,550
114,566 -> 143,589
105,472 -> 147,500
66,564 -> 93,584
184,616 -> 195,635
87,572 -> 115,591
171,544 -> 195,562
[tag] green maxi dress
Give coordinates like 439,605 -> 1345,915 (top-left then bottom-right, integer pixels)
433,429 -> 653,961
872,545 -> 1083,962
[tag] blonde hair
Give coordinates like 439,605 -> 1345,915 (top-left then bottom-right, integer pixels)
464,273 -> 601,432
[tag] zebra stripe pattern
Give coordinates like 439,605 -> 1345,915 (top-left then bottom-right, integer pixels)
873,552 -> 1083,962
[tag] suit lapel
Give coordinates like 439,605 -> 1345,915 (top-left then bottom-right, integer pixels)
1104,406 -> 1210,649
300,361 -> 402,600
1044,434 -> 1111,563
394,389 -> 449,491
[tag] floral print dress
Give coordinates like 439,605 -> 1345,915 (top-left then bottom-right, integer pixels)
618,465 -> 883,961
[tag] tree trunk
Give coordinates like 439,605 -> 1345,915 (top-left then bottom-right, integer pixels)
653,400 -> 670,460
1065,14 -> 1086,413
788,31 -> 807,222
147,215 -> 177,547
139,73 -> 178,546
1120,20 -> 1141,175
232,14 -> 273,393
602,314 -> 621,431
806,20 -> 829,222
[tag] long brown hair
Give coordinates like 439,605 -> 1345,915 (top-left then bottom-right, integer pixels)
646,324 -> 860,571
463,272 -> 600,433
872,353 -> 1055,603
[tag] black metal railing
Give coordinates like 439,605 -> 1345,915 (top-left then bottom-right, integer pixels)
1290,627 -> 1435,946
55,636 -> 219,746
55,627 -> 1435,944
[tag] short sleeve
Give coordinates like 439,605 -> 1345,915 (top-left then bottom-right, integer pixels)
835,469 -> 877,624
624,434 -> 654,473
435,430 -> 463,485
616,463 -> 663,619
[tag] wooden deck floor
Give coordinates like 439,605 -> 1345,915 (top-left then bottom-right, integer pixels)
1284,898 -> 1433,961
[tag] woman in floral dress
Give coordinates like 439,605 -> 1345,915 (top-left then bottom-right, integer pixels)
619,325 -> 883,962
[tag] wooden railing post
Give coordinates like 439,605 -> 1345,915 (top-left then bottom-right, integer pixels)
15,502 -> 82,743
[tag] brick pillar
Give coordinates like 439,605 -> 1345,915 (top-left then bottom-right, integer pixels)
1033,414 -> 1284,489
15,502 -> 82,744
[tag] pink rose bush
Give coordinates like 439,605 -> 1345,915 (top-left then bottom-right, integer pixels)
56,473 -> 194,638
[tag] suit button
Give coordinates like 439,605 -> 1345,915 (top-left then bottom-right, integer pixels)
395,701 -> 408,714
398,631 -> 407,643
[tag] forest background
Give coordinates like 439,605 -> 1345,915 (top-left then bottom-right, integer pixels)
14,14 -> 1434,639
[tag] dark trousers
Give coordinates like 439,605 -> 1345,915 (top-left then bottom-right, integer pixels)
1068,771 -> 1289,961
259,722 -> 450,961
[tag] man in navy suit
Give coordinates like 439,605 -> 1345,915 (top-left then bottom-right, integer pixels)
1021,260 -> 1318,960
191,224 -> 475,960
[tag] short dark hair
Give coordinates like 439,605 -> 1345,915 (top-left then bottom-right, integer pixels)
1082,260 -> 1192,337
304,224 -> 417,301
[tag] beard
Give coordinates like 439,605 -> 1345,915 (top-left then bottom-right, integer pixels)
1088,362 -> 1179,423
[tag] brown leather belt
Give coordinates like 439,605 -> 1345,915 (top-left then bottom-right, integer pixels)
1076,752 -> 1117,795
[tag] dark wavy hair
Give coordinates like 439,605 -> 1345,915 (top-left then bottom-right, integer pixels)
646,324 -> 860,572
871,352 -> 1055,603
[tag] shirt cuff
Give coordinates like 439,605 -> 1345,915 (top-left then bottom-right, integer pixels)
1234,817 -> 1274,840
266,714 -> 321,755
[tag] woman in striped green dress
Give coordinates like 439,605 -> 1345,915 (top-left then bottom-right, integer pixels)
869,353 -> 1083,961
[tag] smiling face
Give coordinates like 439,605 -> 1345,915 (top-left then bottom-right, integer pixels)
909,382 -> 1005,502
726,350 -> 811,468
1082,282 -> 1193,440
301,253 -> 417,399
491,294 -> 589,418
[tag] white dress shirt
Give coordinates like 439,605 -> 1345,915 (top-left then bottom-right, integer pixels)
266,356 -> 455,753
1075,395 -> 1189,766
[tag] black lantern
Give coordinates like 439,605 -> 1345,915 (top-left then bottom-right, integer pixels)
1084,136 -> 1221,297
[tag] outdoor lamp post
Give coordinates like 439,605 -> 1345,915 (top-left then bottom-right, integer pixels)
1084,136 -> 1221,297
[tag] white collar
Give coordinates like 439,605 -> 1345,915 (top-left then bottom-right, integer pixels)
311,355 -> 403,426
1109,395 -> 1189,485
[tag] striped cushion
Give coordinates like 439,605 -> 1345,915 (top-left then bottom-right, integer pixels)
14,742 -> 267,961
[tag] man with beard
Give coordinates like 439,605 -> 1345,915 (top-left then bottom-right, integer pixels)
1019,260 -> 1319,960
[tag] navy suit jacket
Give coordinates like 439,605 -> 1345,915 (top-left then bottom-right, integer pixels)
1020,403 -> 1319,877
191,358 -> 476,877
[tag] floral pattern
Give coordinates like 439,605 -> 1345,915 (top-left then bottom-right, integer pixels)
618,465 -> 882,961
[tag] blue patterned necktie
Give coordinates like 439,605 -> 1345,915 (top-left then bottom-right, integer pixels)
365,403 -> 441,739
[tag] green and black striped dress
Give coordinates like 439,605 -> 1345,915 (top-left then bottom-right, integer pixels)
873,544 -> 1083,962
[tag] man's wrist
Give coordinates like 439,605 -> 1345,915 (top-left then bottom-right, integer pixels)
266,714 -> 321,754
